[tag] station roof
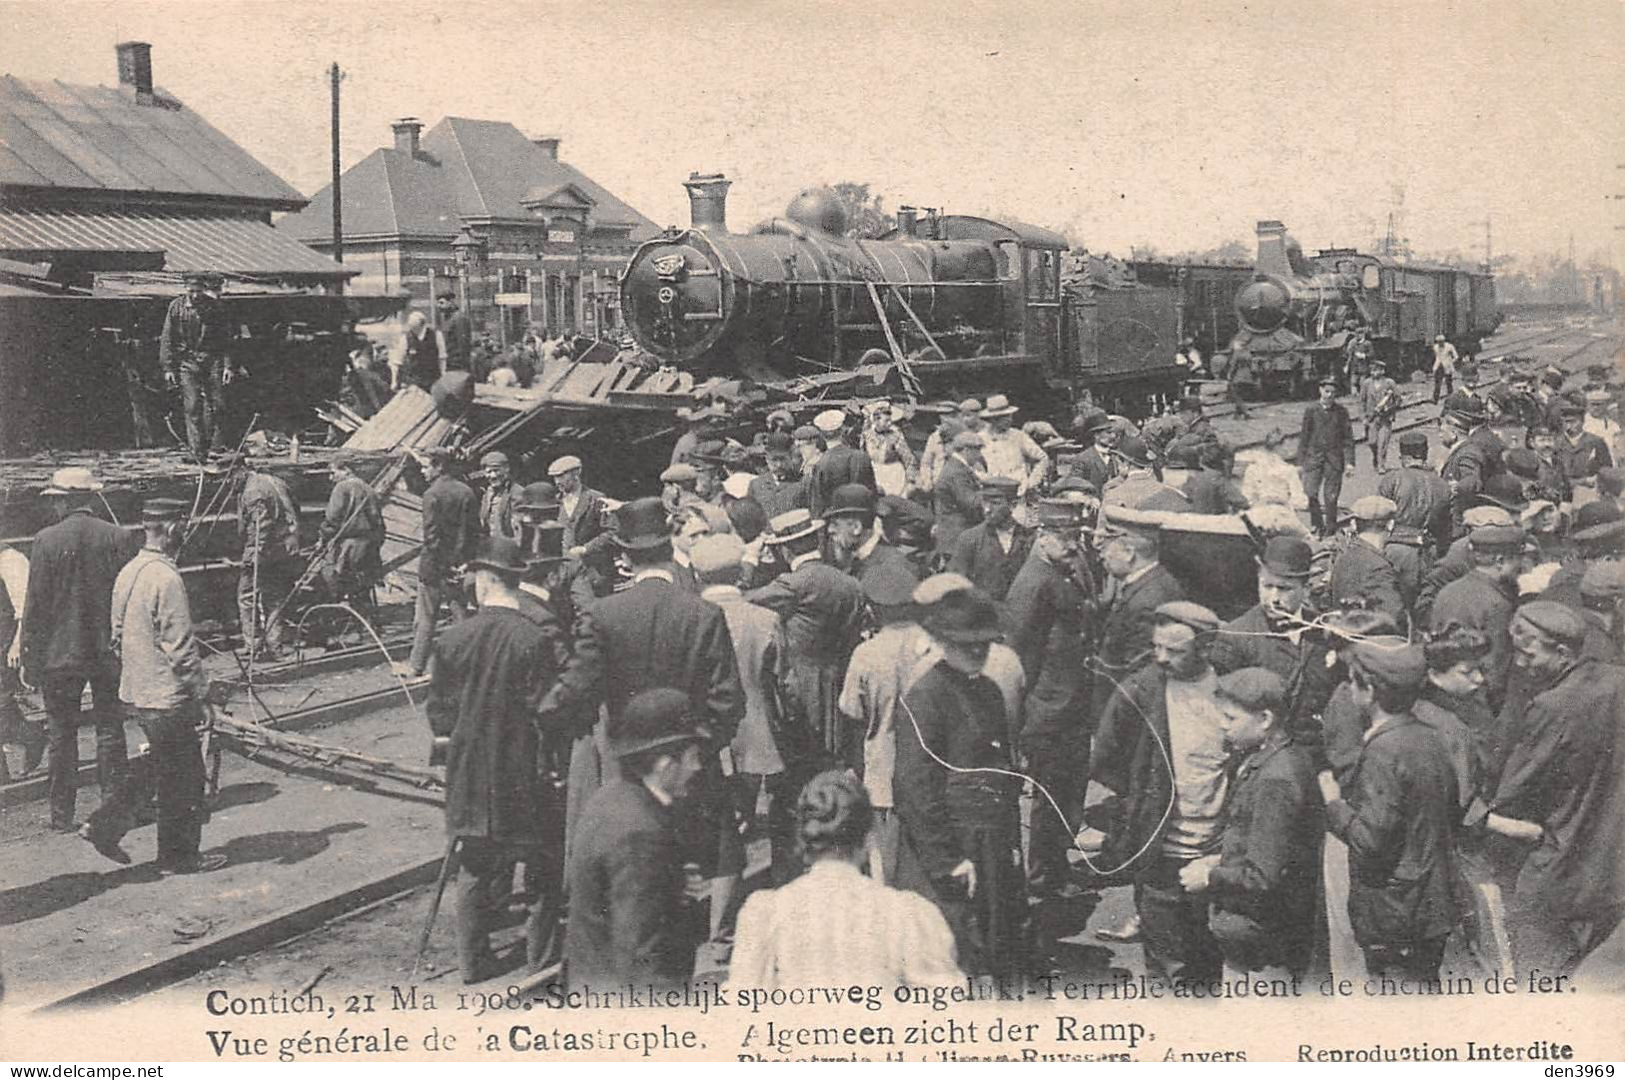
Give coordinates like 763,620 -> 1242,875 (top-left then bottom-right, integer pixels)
280,117 -> 659,243
0,74 -> 308,211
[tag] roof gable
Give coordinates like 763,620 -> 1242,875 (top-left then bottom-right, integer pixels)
0,75 -> 307,209
521,181 -> 596,211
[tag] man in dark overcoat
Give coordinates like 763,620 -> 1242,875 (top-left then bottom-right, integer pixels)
21,467 -> 139,831
1328,496 -> 1407,628
1089,520 -> 1185,719
1298,374 -> 1354,537
1379,431 -> 1453,556
948,475 -> 1033,606
807,409 -> 876,519
318,455 -> 385,618
932,430 -> 986,561
427,537 -> 573,982
1430,524 -> 1523,713
1438,391 -> 1507,539
401,448 -> 479,678
565,688 -> 708,992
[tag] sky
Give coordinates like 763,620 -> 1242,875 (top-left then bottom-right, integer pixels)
5,0 -> 1623,268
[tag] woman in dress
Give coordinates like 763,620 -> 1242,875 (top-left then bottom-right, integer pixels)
724,770 -> 962,990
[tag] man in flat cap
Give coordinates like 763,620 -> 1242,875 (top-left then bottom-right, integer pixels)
1414,497 -> 1521,627
1484,601 -> 1625,978
1318,637 -> 1461,981
932,429 -> 986,562
659,461 -> 702,514
1090,601 -> 1229,983
234,457 -> 301,660
1439,391 -> 1507,538
1430,524 -> 1525,711
1299,374 -> 1355,538
318,454 -> 386,630
948,474 -> 1033,606
1329,496 -> 1407,627
566,687 -> 710,992
894,581 -> 1025,975
428,536 -> 574,981
1209,535 -> 1336,752
807,409 -> 876,519
81,499 -> 222,872
22,467 -> 140,832
547,455 -> 607,553
1179,667 -> 1321,978
748,431 -> 808,521
747,509 -> 866,765
1005,497 -> 1094,898
160,272 -> 238,463
1360,358 -> 1401,471
1577,562 -> 1625,660
399,448 -> 478,679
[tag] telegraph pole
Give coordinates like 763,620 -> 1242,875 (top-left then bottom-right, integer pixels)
330,63 -> 344,284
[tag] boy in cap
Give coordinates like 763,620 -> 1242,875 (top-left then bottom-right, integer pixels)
1483,602 -> 1625,977
808,409 -> 876,519
1318,637 -> 1460,981
837,558 -> 927,883
22,468 -> 140,831
1329,496 -> 1406,627
428,536 -> 573,980
1090,601 -> 1229,982
1298,374 -> 1355,538
1430,524 -> 1525,711
747,509 -> 867,762
565,688 -> 710,992
81,499 -> 223,872
894,581 -> 1024,975
1179,667 -> 1321,978
948,474 -> 1033,604
1004,497 -> 1094,897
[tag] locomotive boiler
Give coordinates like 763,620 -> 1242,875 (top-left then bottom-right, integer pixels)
621,174 -> 1097,409
1224,219 -> 1499,398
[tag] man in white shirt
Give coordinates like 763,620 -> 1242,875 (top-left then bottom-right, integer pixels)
1583,389 -> 1621,462
978,394 -> 1048,525
1431,335 -> 1458,403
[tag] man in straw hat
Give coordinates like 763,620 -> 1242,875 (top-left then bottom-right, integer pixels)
1318,636 -> 1460,981
427,536 -> 574,982
565,687 -> 711,992
977,394 -> 1047,501
1486,601 -> 1625,978
81,498 -> 224,874
22,467 -> 139,833
1089,601 -> 1229,983
747,508 -> 866,764
894,578 -> 1025,975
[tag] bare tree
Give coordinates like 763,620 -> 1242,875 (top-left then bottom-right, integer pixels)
829,182 -> 897,239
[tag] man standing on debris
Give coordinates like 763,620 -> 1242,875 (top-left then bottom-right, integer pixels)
319,454 -> 386,623
80,499 -> 225,873
159,272 -> 236,464
236,459 -> 301,659
428,536 -> 573,981
399,448 -> 479,679
21,468 -> 138,833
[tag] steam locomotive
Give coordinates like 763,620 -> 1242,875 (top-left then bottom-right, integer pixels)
620,175 -> 1193,416
1223,220 -> 1499,398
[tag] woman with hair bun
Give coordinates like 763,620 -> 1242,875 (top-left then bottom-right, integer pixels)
724,770 -> 962,990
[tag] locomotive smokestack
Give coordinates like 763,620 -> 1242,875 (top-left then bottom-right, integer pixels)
1255,220 -> 1294,279
684,172 -> 731,233
897,206 -> 918,238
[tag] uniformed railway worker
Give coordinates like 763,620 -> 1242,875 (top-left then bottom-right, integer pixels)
1430,524 -> 1524,712
1328,496 -> 1406,627
1438,391 -> 1507,538
947,474 -> 1033,606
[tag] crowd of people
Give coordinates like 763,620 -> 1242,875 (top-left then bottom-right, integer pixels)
7,352 -> 1623,998
401,372 -> 1624,993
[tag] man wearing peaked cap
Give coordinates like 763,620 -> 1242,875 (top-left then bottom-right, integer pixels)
1089,594 -> 1230,983
1438,389 -> 1507,538
933,428 -> 987,560
1554,391 -> 1614,487
1319,633 -> 1460,981
948,473 -> 1033,604
808,408 -> 876,519
876,494 -> 935,572
1429,523 -> 1524,711
659,461 -> 701,513
1299,371 -> 1356,537
78,497 -> 216,871
566,687 -> 710,992
1004,489 -> 1095,895
1482,599 -> 1625,977
23,466 -> 141,832
1379,428 -> 1453,556
1179,665 -> 1322,977
747,504 -> 866,767
1329,495 -> 1406,627
894,583 -> 1025,973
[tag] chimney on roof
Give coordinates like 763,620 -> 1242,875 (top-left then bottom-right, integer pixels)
392,117 -> 424,157
115,41 -> 154,100
533,137 -> 560,160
